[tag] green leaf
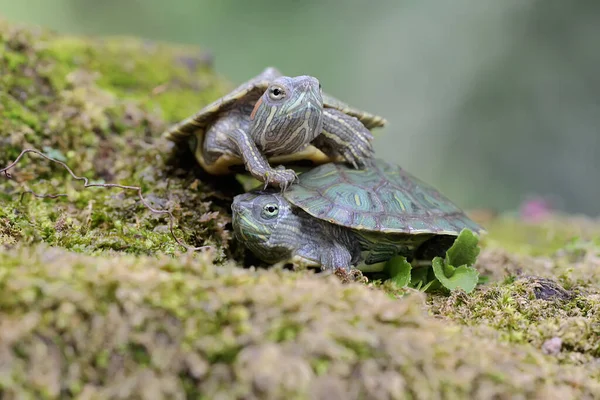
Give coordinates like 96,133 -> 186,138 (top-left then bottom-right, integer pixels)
410,267 -> 429,290
445,229 -> 481,267
443,262 -> 455,277
432,257 -> 479,293
386,256 -> 412,287
420,279 -> 438,292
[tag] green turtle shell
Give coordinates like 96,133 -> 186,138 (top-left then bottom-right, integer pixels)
283,159 -> 482,235
163,67 -> 387,143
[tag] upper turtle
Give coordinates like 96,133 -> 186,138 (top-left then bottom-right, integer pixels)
163,67 -> 387,189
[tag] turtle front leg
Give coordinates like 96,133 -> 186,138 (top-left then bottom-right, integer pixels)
229,128 -> 298,189
297,240 -> 354,271
317,108 -> 375,169
320,242 -> 354,271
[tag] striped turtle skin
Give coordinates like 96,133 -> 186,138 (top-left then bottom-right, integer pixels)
231,159 -> 483,271
163,67 -> 387,189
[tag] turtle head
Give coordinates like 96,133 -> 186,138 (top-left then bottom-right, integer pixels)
231,191 -> 298,263
249,75 -> 324,155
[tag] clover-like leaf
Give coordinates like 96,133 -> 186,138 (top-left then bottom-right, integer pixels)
386,256 -> 412,287
445,228 -> 481,267
432,257 -> 479,293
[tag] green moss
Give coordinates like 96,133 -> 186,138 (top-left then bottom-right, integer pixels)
0,17 -> 234,259
429,230 -> 600,372
0,246 -> 597,398
41,36 -> 229,123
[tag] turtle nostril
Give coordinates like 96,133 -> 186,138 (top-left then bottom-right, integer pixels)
301,79 -> 315,89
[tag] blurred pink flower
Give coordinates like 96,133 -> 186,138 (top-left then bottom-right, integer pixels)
520,197 -> 553,222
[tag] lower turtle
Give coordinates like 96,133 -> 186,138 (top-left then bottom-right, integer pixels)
163,67 -> 386,189
231,159 -> 483,271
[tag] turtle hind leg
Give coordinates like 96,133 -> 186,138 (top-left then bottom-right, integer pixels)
202,114 -> 244,165
317,108 -> 375,169
164,136 -> 198,174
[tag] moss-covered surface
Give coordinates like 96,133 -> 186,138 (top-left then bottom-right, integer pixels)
1,18 -> 600,399
0,17 -> 236,261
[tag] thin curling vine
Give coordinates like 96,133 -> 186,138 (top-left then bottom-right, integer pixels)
1,148 -> 210,252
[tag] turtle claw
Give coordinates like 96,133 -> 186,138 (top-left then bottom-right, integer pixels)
263,166 -> 298,191
334,267 -> 367,284
341,144 -> 374,170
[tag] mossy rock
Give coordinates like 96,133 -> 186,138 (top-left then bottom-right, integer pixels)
0,17 -> 235,259
1,17 -> 600,399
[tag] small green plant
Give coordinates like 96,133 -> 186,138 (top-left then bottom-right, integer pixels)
385,229 -> 481,294
387,255 -> 412,288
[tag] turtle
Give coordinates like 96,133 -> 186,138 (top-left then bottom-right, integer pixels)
231,159 -> 483,271
163,67 -> 387,189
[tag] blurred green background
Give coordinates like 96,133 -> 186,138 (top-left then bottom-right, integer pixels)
1,0 -> 599,215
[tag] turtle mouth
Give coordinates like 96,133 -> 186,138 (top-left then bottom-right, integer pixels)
283,85 -> 323,115
231,197 -> 272,244
232,216 -> 271,245
283,79 -> 323,117
230,206 -> 251,242
285,100 -> 321,119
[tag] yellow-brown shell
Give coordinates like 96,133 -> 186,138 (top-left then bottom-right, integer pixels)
192,142 -> 343,176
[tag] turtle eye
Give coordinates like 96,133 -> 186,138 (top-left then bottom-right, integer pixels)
261,203 -> 279,219
268,85 -> 286,101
